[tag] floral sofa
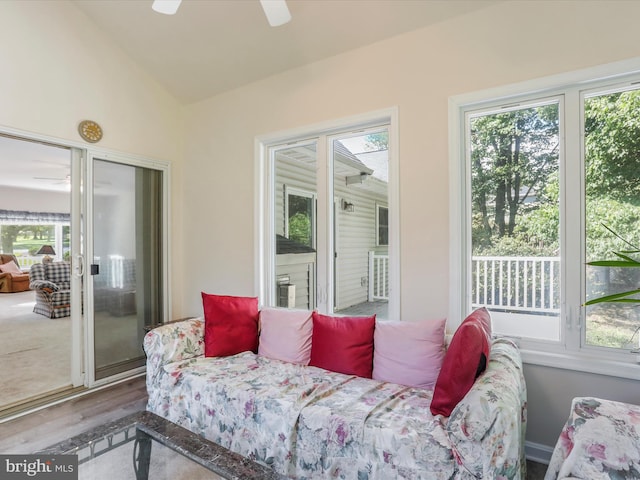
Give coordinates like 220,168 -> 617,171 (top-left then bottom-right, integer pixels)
144,306 -> 527,480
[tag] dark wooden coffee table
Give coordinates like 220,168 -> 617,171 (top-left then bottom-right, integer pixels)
38,410 -> 283,480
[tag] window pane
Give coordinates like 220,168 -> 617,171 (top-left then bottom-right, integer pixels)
287,194 -> 313,247
469,101 -> 560,341
584,88 -> 640,350
333,132 -> 389,319
274,144 -> 317,310
93,160 -> 164,380
377,205 -> 389,246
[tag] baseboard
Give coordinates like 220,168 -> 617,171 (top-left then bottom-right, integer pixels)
525,440 -> 554,464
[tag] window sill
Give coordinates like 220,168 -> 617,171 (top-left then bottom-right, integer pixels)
521,348 -> 640,381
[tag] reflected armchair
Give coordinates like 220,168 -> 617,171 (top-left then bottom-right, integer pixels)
29,261 -> 71,318
0,254 -> 30,293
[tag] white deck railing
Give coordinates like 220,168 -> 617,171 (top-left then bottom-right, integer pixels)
13,254 -> 40,271
368,251 -> 389,301
472,256 -> 561,314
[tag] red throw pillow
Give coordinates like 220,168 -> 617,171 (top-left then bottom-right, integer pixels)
309,312 -> 376,378
202,293 -> 259,357
430,308 -> 492,417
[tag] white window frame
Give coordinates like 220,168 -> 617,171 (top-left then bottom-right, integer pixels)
375,203 -> 389,247
449,57 -> 640,381
256,108 -> 400,319
284,186 -> 316,249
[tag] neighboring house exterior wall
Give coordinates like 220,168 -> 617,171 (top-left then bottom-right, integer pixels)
334,178 -> 388,310
275,151 -> 388,312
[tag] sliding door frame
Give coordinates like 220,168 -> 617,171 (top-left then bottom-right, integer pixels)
0,124 -> 170,394
84,150 -> 170,388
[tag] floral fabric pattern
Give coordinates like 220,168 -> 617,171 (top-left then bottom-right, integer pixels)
144,318 -> 527,479
545,397 -> 640,479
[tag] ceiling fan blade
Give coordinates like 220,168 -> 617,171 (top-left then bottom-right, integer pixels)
152,0 -> 182,15
260,0 -> 291,27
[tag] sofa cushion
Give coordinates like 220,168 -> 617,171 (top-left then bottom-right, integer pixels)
309,312 -> 376,378
258,307 -> 313,365
430,307 -> 492,417
0,260 -> 21,274
202,293 -> 259,357
372,317 -> 446,389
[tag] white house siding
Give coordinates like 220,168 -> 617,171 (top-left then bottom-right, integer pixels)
274,151 -> 388,312
275,154 -> 317,238
334,177 -> 388,310
275,253 -> 316,310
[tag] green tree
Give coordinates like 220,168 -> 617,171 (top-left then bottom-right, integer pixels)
470,104 -> 559,253
1,225 -> 24,254
585,90 -> 640,201
364,132 -> 388,152
288,212 -> 311,246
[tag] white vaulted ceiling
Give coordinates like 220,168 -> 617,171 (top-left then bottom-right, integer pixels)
72,0 -> 499,104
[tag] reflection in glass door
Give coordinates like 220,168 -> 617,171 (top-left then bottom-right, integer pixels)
273,142 -> 318,310
331,130 -> 389,319
91,158 -> 163,381
0,134 -> 83,412
267,125 -> 391,319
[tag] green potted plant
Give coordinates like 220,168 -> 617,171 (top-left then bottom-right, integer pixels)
585,225 -> 640,306
586,225 -> 640,349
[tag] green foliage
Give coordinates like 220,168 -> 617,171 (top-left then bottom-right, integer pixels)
1,225 -> 23,254
585,225 -> 640,306
473,90 -> 640,262
471,103 -> 559,254
586,199 -> 640,261
585,90 -> 640,200
288,212 -> 311,246
364,132 -> 388,152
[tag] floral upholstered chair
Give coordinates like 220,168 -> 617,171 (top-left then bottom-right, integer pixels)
545,397 -> 640,479
29,262 -> 71,318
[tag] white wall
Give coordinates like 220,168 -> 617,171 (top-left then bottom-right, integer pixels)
0,0 -> 185,314
1,186 -> 69,213
2,0 -> 639,457
181,0 -> 640,452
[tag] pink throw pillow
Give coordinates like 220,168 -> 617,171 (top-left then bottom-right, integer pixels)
430,308 -> 492,417
0,260 -> 21,274
258,307 -> 313,365
309,312 -> 376,378
202,293 -> 259,357
372,318 -> 446,389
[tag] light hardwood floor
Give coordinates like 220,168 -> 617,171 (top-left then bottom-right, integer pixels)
0,374 -> 548,478
0,375 -> 147,454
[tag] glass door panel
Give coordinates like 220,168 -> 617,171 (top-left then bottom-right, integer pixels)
272,142 -> 318,310
91,158 -> 163,380
0,134 -> 77,411
331,130 -> 389,319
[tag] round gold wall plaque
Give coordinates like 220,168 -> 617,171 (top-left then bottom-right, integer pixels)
78,120 -> 103,143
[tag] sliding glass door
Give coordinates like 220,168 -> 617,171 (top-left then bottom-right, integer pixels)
0,131 -> 168,413
0,134 -> 83,413
89,157 -> 164,381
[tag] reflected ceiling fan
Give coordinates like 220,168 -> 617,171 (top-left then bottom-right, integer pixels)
33,174 -> 111,188
33,174 -> 71,185
151,0 -> 292,27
